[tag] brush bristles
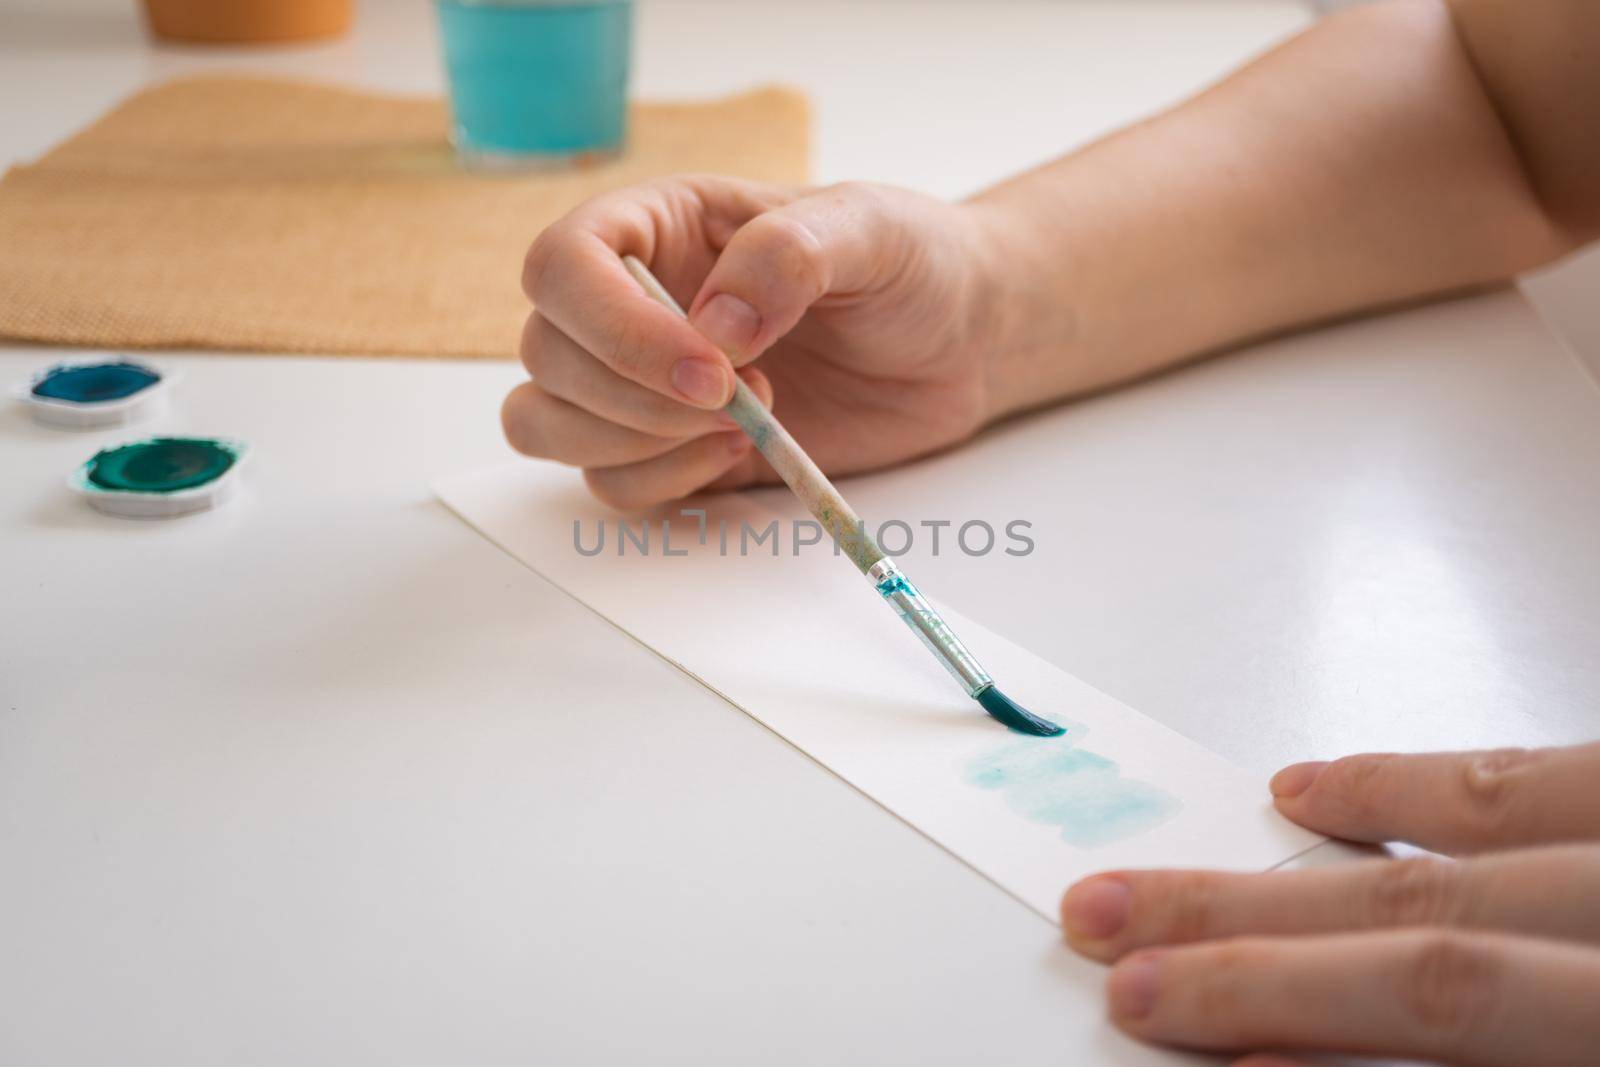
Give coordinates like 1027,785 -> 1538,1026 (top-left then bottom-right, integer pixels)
975,685 -> 1065,737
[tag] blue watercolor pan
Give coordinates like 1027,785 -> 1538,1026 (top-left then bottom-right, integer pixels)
13,355 -> 174,428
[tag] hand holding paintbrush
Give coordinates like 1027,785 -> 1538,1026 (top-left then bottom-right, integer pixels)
507,179 -> 998,511
621,255 -> 1062,737
507,178 -> 1060,731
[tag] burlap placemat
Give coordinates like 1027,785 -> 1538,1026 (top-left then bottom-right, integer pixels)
0,76 -> 809,359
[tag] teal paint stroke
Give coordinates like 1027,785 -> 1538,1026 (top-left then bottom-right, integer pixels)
967,735 -> 1181,848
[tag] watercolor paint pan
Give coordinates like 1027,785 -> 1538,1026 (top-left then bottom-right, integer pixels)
13,355 -> 175,429
70,436 -> 249,518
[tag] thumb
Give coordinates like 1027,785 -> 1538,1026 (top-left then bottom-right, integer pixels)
686,183 -> 898,365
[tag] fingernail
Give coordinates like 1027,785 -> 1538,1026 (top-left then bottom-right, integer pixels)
670,358 -> 730,409
691,293 -> 761,358
1108,952 -> 1163,1021
1061,877 -> 1131,941
1270,761 -> 1329,799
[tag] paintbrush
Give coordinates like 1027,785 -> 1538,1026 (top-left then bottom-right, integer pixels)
622,255 -> 1062,737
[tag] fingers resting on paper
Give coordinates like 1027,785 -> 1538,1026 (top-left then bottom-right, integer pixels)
1266,743 -> 1600,855
1061,742 -> 1600,1066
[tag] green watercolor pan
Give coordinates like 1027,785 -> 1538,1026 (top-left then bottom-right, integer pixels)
70,436 -> 249,518
13,355 -> 176,429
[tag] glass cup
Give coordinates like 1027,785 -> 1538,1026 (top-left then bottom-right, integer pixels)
435,0 -> 633,168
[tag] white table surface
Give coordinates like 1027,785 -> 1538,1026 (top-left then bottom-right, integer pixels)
5,3 -> 1597,1065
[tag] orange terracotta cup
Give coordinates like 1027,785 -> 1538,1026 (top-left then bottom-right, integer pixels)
142,0 -> 354,44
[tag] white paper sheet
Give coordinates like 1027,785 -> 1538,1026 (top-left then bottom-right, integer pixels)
435,460 -> 1322,920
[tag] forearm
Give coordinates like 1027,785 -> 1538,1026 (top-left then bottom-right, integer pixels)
967,0 -> 1583,421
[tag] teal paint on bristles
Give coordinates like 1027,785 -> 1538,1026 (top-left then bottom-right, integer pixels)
622,255 -> 1064,738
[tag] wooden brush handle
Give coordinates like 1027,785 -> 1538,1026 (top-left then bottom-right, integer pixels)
622,255 -> 884,573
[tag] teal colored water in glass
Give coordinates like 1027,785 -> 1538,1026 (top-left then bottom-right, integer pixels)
436,0 -> 631,163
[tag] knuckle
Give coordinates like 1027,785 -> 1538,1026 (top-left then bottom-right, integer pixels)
595,316 -> 655,383
521,228 -> 563,304
648,405 -> 712,439
825,179 -> 893,211
1164,871 -> 1219,943
519,313 -> 586,397
1202,938 -> 1262,976
1457,748 -> 1534,841
1400,932 -> 1501,1044
1189,940 -> 1267,1038
518,313 -> 548,378
499,383 -> 547,457
821,180 -> 907,238
741,212 -> 827,293
1367,857 -> 1460,928
1317,753 -> 1395,816
582,468 -> 648,512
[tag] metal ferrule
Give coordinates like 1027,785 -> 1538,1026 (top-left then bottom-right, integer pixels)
868,559 -> 992,696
